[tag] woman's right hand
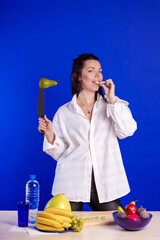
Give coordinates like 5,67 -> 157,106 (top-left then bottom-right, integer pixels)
38,115 -> 55,144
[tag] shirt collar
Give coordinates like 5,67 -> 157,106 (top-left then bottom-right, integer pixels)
69,93 -> 104,111
69,94 -> 78,111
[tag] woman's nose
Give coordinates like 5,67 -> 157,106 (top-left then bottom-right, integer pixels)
95,71 -> 99,76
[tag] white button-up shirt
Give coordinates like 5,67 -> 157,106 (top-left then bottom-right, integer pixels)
43,94 -> 137,203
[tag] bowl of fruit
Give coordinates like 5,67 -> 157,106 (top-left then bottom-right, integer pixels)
113,200 -> 152,231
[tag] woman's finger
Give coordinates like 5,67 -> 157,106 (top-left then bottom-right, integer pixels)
38,118 -> 46,125
105,78 -> 112,82
100,79 -> 113,86
38,126 -> 46,133
38,121 -> 46,129
38,117 -> 45,121
105,79 -> 114,85
107,80 -> 115,86
44,115 -> 52,124
101,83 -> 108,91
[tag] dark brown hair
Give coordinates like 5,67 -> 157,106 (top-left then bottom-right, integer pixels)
71,53 -> 106,101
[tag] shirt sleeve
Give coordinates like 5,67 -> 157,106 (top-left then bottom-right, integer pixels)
43,111 -> 68,161
106,97 -> 137,139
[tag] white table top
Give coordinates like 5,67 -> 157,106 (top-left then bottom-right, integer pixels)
0,211 -> 159,240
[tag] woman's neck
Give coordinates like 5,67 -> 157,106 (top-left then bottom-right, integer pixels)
77,91 -> 96,106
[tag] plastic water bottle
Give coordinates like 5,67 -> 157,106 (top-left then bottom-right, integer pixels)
25,175 -> 40,224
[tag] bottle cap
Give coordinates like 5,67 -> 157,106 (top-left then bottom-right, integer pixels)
30,175 -> 36,180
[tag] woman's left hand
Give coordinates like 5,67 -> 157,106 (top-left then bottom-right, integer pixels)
100,79 -> 117,104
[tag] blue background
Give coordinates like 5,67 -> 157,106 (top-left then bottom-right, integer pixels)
1,0 -> 160,211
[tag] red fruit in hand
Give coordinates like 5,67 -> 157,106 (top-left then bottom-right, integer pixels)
125,204 -> 137,215
127,214 -> 140,219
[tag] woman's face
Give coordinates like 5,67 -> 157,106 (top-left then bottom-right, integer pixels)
79,60 -> 103,92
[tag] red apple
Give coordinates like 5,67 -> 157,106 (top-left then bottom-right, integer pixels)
125,203 -> 137,215
127,214 -> 140,219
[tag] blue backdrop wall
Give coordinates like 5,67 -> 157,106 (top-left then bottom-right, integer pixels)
1,0 -> 160,211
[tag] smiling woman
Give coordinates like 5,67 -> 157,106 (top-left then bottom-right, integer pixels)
38,53 -> 137,212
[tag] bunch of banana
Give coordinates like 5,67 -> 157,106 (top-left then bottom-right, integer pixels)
35,208 -> 74,232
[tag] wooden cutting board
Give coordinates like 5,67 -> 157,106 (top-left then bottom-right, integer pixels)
73,211 -> 115,227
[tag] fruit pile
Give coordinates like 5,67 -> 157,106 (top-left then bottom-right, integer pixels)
35,208 -> 74,232
35,193 -> 86,233
117,200 -> 150,219
36,193 -> 108,233
72,215 -> 85,232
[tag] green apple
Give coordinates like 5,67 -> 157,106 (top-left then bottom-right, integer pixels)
44,194 -> 71,211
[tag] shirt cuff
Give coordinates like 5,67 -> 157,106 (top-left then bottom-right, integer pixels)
106,96 -> 129,117
43,135 -> 63,152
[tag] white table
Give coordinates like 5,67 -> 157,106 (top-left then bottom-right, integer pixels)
0,211 -> 159,240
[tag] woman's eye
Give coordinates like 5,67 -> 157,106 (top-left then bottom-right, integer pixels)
88,69 -> 102,73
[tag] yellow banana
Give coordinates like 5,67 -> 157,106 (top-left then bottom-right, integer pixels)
62,222 -> 72,228
58,215 -> 73,223
36,217 -> 62,228
37,211 -> 63,224
45,208 -> 74,218
35,222 -> 64,232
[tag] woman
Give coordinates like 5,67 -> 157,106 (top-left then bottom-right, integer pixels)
38,53 -> 137,211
